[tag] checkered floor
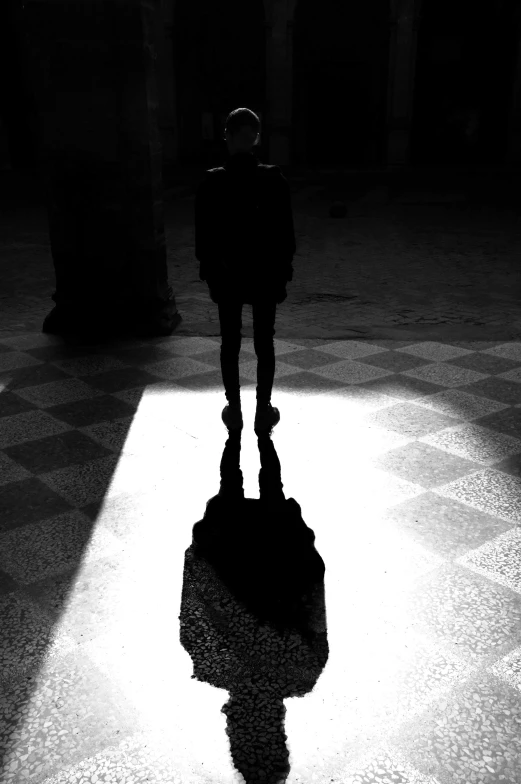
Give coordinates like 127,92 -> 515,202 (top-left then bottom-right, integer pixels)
0,331 -> 521,784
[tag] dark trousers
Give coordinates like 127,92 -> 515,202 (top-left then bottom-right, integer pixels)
217,297 -> 277,406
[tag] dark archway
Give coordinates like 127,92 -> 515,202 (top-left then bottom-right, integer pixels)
174,0 -> 266,167
411,0 -> 520,166
293,0 -> 390,167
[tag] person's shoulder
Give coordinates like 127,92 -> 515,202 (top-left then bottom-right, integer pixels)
202,166 -> 226,184
258,164 -> 285,181
197,167 -> 225,195
259,165 -> 290,198
258,164 -> 289,191
204,163 -> 281,176
200,163 -> 286,190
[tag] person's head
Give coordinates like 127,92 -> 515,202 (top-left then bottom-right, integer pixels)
224,107 -> 261,155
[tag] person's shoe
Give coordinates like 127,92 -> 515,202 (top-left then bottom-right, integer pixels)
254,402 -> 280,434
222,402 -> 243,431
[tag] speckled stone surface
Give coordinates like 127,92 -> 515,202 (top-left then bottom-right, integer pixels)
0,330 -> 520,783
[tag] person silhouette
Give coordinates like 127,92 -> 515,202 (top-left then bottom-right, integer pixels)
194,107 -> 296,435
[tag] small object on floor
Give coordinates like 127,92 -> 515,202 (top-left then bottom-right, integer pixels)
222,403 -> 243,431
254,402 -> 280,434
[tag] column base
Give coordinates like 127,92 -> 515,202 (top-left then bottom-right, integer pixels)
42,297 -> 182,344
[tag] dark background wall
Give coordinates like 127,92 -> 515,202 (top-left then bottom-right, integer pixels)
292,0 -> 390,168
0,0 -> 520,172
173,0 -> 266,167
411,0 -> 520,165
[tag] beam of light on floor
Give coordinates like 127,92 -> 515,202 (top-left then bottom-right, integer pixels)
7,381 -> 485,779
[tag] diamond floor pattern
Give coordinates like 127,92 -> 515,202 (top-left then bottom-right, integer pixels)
0,332 -> 520,784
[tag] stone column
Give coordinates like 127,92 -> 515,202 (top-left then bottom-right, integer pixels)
156,0 -> 178,165
386,0 -> 422,169
264,0 -> 297,166
0,0 -> 40,174
21,0 -> 181,341
505,4 -> 521,167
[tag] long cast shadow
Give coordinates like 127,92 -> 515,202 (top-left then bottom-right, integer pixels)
179,428 -> 329,784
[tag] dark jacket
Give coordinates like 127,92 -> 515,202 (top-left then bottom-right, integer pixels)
195,150 -> 296,304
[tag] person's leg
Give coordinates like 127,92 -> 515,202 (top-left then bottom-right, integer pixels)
217,296 -> 243,405
252,299 -> 277,406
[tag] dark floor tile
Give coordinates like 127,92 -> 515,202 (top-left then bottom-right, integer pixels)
46,394 -> 138,427
0,477 -> 73,533
4,430 -> 115,474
